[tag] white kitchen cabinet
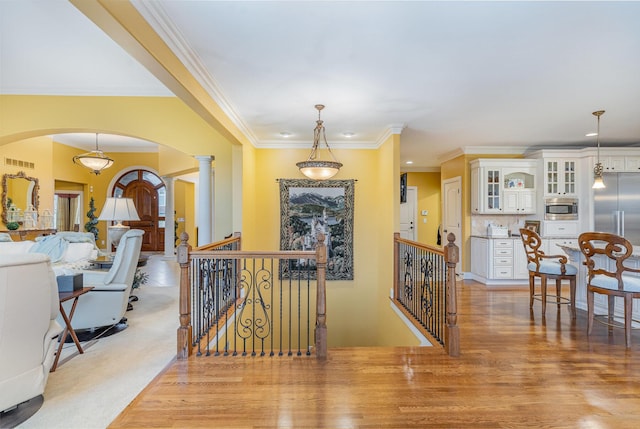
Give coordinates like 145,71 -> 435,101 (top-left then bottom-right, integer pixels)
470,236 -> 529,283
544,159 -> 578,196
503,189 -> 536,214
470,164 -> 502,214
625,156 -> 640,171
470,237 -> 488,279
513,239 -> 529,280
542,221 -> 579,238
470,159 -> 537,215
544,238 -> 577,256
601,156 -> 626,172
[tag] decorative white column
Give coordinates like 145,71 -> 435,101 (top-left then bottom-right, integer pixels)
162,176 -> 176,258
196,156 -> 213,246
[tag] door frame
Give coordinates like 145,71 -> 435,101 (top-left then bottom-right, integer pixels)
400,186 -> 418,241
442,176 -> 462,275
105,166 -> 166,250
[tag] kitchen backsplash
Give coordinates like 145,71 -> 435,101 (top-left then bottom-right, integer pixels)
471,215 -> 536,236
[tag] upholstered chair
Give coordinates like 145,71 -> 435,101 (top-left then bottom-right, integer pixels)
0,253 -> 63,413
578,232 -> 640,348
60,229 -> 144,331
519,228 -> 577,318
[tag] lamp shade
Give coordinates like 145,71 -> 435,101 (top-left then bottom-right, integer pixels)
72,133 -> 114,175
98,197 -> 140,223
74,151 -> 114,174
297,160 -> 342,180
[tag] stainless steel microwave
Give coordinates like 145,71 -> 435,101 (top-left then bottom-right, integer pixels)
545,198 -> 578,220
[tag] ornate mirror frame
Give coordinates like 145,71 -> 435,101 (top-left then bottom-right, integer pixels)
2,171 -> 40,225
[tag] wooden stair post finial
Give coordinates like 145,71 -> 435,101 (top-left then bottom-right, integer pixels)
445,232 -> 460,357
177,231 -> 193,359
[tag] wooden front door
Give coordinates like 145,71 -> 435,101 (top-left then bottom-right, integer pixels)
113,170 -> 165,252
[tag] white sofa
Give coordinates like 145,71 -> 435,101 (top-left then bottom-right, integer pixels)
0,253 -> 63,413
63,229 -> 144,331
0,232 -> 99,273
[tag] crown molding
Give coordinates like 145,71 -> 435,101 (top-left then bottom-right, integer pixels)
373,123 -> 406,148
438,145 -> 529,164
401,166 -> 441,173
132,0 -> 259,146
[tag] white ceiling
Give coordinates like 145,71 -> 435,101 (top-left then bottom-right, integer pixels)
2,1 -> 640,169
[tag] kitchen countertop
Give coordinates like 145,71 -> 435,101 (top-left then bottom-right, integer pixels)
471,235 -> 521,239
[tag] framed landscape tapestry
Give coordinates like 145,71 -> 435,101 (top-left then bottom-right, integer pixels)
279,178 -> 354,280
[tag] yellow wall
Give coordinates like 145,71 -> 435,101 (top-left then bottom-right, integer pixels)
0,136 -> 55,222
248,141 -> 419,347
406,172 -> 441,246
1,94 -> 427,348
0,94 -> 236,243
175,179 -> 196,244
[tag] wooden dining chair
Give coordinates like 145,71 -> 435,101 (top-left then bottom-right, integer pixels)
578,232 -> 640,348
519,228 -> 577,318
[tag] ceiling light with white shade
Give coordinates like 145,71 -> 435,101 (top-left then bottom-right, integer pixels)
296,104 -> 343,180
72,133 -> 114,175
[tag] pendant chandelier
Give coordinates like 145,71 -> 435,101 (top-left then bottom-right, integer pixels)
296,104 -> 343,180
592,110 -> 606,189
73,133 -> 114,175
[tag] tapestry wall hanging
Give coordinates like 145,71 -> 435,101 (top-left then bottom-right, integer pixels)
279,178 -> 354,280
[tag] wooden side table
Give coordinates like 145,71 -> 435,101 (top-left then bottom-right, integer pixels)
51,287 -> 94,372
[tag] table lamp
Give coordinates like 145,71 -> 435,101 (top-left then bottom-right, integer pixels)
98,197 -> 140,250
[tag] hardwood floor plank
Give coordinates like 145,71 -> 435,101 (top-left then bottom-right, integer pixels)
110,281 -> 640,428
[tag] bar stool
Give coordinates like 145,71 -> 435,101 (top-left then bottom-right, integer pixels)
519,228 -> 577,318
578,232 -> 640,348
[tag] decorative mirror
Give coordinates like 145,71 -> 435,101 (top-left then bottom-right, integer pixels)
2,171 -> 40,226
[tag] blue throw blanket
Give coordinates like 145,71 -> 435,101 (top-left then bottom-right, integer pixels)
29,234 -> 68,263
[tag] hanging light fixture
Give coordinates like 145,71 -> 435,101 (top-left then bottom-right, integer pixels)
73,133 -> 114,175
592,110 -> 606,189
296,104 -> 343,180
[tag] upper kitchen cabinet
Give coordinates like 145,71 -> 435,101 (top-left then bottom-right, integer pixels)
544,159 -> 578,196
471,159 -> 537,214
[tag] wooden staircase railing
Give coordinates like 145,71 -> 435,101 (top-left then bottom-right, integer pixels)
177,232 -> 327,360
393,232 -> 460,356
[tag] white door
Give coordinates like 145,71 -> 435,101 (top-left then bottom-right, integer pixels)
442,177 -> 462,274
400,186 -> 417,241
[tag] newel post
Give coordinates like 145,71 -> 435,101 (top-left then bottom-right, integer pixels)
444,232 -> 460,357
314,233 -> 328,360
177,232 -> 193,359
393,233 -> 400,300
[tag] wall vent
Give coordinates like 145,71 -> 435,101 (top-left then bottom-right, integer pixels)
4,158 -> 35,169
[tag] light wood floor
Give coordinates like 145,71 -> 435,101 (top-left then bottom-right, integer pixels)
110,281 -> 640,428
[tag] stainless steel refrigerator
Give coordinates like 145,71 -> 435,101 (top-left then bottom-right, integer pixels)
594,173 -> 640,245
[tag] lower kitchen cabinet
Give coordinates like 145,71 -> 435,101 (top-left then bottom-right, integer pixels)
470,236 -> 529,284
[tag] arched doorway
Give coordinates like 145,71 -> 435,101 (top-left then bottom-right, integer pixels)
112,170 -> 166,252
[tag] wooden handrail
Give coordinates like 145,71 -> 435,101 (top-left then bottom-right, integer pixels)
393,232 -> 460,357
177,231 -> 328,360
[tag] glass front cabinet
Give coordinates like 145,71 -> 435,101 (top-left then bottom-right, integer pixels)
544,159 -> 578,196
471,159 -> 537,215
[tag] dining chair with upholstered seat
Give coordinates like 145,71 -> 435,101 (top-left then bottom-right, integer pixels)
519,228 -> 577,318
578,232 -> 640,348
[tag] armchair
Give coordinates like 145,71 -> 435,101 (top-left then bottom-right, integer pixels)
578,232 -> 640,348
519,228 -> 577,318
61,229 -> 144,331
0,254 -> 63,413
